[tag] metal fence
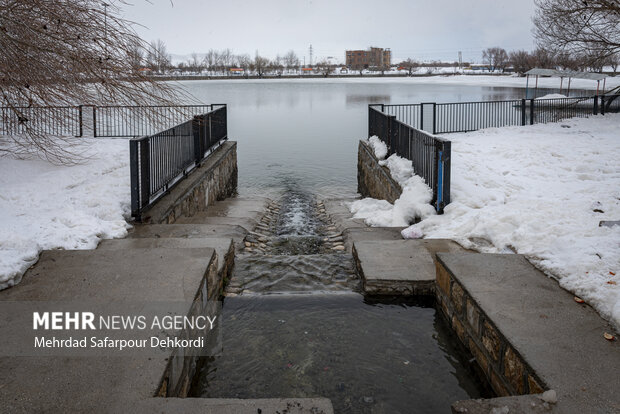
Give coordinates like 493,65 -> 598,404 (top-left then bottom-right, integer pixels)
381,94 -> 620,134
94,104 -> 221,137
130,105 -> 227,219
369,105 -> 451,214
0,106 -> 82,137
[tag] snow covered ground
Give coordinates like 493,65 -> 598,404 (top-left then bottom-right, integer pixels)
351,114 -> 620,328
0,138 -> 131,289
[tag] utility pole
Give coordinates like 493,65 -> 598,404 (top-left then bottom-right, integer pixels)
458,51 -> 462,69
309,44 -> 313,67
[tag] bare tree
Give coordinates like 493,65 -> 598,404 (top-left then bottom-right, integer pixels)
283,50 -> 300,73
253,54 -> 270,77
0,0 -> 183,162
202,49 -> 217,73
315,60 -> 333,77
127,41 -> 144,73
482,47 -> 509,72
399,58 -> 419,76
509,50 -> 533,75
531,47 -> 556,68
148,39 -> 171,73
533,0 -> 620,58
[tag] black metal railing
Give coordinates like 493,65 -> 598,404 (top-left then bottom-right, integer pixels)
369,105 -> 451,214
94,104 -> 221,137
0,105 -> 83,137
130,105 -> 227,219
380,94 -> 620,134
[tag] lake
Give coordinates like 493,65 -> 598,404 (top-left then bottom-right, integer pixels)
175,78 -> 547,199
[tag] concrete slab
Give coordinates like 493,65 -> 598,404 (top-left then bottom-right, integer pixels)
174,214 -> 257,231
452,394 -> 559,414
128,223 -> 247,244
130,397 -> 334,413
437,253 -> 620,414
352,240 -> 437,295
322,198 -> 367,231
0,248 -> 216,413
97,237 -> 234,278
197,197 -> 270,221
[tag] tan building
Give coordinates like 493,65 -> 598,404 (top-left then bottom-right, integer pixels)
345,47 -> 391,69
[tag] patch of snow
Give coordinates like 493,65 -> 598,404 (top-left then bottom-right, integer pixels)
365,135 -> 387,160
536,93 -> 568,100
0,138 -> 131,289
350,151 -> 436,227
541,390 -> 558,404
398,114 -> 620,328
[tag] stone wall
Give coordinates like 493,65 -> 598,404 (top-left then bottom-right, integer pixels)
434,258 -> 546,397
357,140 -> 402,203
142,141 -> 238,224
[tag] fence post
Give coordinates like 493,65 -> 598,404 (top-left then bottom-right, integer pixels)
92,106 -> 97,137
193,116 -> 203,164
432,103 -> 437,135
388,114 -> 397,156
593,96 -> 599,115
601,95 -> 606,115
435,140 -> 451,214
130,138 -> 150,220
77,105 -> 83,137
521,99 -> 526,126
529,99 -> 535,125
420,104 -> 424,131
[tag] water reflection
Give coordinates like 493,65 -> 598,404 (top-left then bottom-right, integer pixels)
176,79 -> 561,198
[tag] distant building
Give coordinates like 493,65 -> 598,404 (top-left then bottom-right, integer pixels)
345,47 -> 391,69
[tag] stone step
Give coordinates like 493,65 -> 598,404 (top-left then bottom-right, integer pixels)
322,198 -> 367,231
128,223 -> 247,244
436,253 -> 620,414
352,239 -> 462,295
196,197 -> 271,221
0,247 -> 216,412
98,237 -> 234,279
174,214 -> 257,231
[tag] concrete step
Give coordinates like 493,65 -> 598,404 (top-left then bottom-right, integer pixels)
128,223 -> 247,244
352,239 -> 462,295
98,237 -> 234,279
322,198 -> 367,231
437,253 -> 620,414
174,214 -> 257,231
0,247 -> 216,412
197,197 -> 270,221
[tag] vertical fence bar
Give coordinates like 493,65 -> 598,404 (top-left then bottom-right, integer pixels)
529,99 -> 534,125
432,103 -> 436,135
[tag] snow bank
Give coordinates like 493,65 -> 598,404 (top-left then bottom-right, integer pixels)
399,114 -> 620,328
536,93 -> 568,100
350,139 -> 436,227
0,138 -> 131,289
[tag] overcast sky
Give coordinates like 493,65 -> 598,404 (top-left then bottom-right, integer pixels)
120,0 -> 537,64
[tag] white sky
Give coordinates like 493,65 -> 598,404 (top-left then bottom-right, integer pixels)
119,0 -> 537,64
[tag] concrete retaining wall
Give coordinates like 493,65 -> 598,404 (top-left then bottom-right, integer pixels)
434,259 -> 546,397
357,140 -> 402,203
143,141 -> 238,224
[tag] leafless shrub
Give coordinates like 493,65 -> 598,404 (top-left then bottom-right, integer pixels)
0,0 -> 186,163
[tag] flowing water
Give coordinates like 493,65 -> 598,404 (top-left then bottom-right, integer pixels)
192,186 -> 493,412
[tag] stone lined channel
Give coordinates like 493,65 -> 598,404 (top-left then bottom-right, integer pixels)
191,191 -> 492,412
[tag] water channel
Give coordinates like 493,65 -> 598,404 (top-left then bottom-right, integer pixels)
182,79 -> 550,412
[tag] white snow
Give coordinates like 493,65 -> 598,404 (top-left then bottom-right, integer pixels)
536,93 -> 568,100
0,138 -> 131,289
350,140 -> 436,227
366,136 -> 388,160
393,114 -> 619,328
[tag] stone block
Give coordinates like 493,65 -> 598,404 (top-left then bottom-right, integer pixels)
503,346 -> 525,394
466,299 -> 480,335
436,262 -> 451,296
528,374 -> 545,394
482,320 -> 502,362
451,281 -> 465,315
468,337 -> 489,376
490,368 -> 511,397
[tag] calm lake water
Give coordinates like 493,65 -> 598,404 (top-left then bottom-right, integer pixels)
176,79 -> 548,198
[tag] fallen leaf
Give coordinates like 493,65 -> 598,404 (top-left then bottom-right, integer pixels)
607,281 -> 617,285
603,332 -> 615,341
574,296 -> 585,303
610,271 -> 616,276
